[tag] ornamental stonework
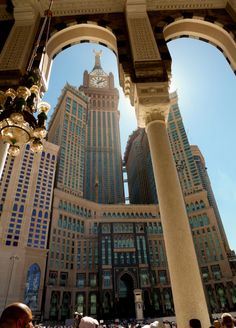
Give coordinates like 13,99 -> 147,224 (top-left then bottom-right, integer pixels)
145,109 -> 168,126
127,17 -> 160,61
146,0 -> 226,10
0,25 -> 30,70
37,0 -> 125,16
34,0 -> 227,14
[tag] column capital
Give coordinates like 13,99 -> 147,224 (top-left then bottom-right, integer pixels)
133,81 -> 170,127
145,110 -> 167,130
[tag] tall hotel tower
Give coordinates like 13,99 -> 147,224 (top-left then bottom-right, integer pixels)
124,128 -> 158,204
80,51 -> 124,204
47,83 -> 88,197
0,142 -> 59,316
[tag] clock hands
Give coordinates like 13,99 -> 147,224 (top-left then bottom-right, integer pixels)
90,76 -> 107,87
97,78 -> 105,84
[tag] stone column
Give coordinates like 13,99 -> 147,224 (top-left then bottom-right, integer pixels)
145,111 -> 210,328
134,289 -> 143,321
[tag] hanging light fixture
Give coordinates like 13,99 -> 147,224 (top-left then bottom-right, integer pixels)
0,0 -> 53,156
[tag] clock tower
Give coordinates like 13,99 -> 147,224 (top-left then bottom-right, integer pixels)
80,51 -> 124,204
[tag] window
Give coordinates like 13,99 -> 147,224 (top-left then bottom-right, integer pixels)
159,270 -> 167,284
211,265 -> 221,280
76,273 -> 85,288
103,271 -> 111,288
89,273 -> 97,288
23,263 -> 41,310
60,272 -> 68,287
140,270 -> 149,287
89,293 -> 97,315
76,293 -> 84,314
201,267 -> 209,282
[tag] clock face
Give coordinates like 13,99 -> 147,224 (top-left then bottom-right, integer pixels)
90,76 -> 108,88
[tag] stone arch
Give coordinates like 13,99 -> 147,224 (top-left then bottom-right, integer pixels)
163,18 -> 236,72
41,23 -> 118,88
117,271 -> 136,319
117,269 -> 137,289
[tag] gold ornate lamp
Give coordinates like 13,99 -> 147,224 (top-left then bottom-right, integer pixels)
0,1 -> 53,156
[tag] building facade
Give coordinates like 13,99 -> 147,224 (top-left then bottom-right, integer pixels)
0,141 -> 59,316
191,145 -> 231,254
44,191 -> 236,321
47,83 -> 88,197
124,128 -> 158,204
80,51 -> 124,204
43,94 -> 236,321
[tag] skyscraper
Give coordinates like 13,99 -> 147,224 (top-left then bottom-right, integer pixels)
0,142 -> 59,315
124,128 -> 157,204
167,92 -> 203,196
125,91 -> 208,202
47,83 -> 88,197
191,145 -> 230,253
80,51 -> 124,204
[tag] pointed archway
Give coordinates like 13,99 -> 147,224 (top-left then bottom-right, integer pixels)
117,273 -> 135,320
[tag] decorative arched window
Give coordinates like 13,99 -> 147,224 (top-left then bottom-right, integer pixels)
200,200 -> 205,208
90,293 -> 97,315
24,263 -> 41,310
190,203 -> 195,211
103,292 -> 112,313
206,285 -> 217,311
216,285 -> 227,308
195,201 -> 200,210
76,293 -> 84,314
61,292 -> 71,319
49,291 -> 60,320
163,289 -> 172,312
153,290 -> 160,310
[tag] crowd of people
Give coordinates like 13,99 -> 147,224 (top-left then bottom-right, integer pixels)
0,303 -> 236,328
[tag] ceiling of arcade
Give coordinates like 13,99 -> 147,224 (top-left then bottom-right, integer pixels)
36,6 -> 236,78
0,0 -> 236,82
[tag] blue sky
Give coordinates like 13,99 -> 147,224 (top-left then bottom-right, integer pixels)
43,38 -> 236,252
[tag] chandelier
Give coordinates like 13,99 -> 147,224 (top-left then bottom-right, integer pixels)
0,1 -> 53,156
